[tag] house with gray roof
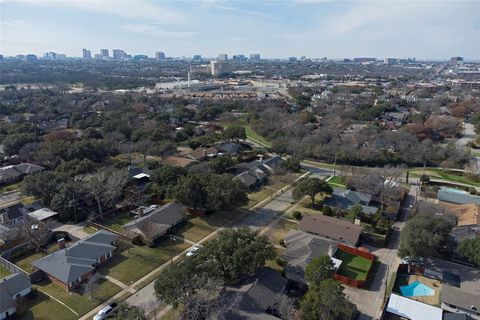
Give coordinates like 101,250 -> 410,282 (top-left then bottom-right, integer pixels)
123,203 -> 187,243
219,267 -> 287,320
0,273 -> 32,320
0,163 -> 44,185
32,230 -> 118,291
323,187 -> 379,215
437,187 -> 480,205
283,230 -> 338,285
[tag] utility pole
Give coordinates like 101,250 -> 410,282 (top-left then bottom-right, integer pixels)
333,153 -> 337,176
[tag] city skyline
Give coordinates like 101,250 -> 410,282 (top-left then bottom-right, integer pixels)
1,0 -> 479,59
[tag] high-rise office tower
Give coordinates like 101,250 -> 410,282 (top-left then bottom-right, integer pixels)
250,54 -> 260,62
155,51 -> 166,60
100,49 -> 109,58
218,53 -> 228,61
82,48 -> 91,59
113,49 -> 127,60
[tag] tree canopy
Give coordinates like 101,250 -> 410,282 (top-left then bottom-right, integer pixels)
305,255 -> 336,287
398,215 -> 454,259
293,177 -> 332,206
457,236 -> 480,266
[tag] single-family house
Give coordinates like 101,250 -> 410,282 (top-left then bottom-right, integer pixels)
300,215 -> 363,246
437,187 -> 480,205
162,156 -> 198,169
123,203 -> 187,243
0,163 -> 45,185
384,294 -> 443,320
424,258 -> 480,320
282,230 -> 338,286
323,187 -> 379,215
0,201 -> 45,226
32,230 -> 118,291
186,147 -> 220,161
219,267 -> 287,319
0,273 -> 32,320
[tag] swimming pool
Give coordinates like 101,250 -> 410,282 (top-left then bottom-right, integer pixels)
400,281 -> 435,297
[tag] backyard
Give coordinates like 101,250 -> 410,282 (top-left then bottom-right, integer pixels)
0,264 -> 11,278
99,210 -> 134,233
14,242 -> 65,273
392,274 -> 442,306
334,249 -> 372,281
327,175 -> 346,188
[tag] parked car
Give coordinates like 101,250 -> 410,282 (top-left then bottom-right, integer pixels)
93,303 -> 117,320
186,246 -> 200,257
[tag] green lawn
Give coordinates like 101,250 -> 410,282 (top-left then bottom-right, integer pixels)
224,118 -> 272,148
82,226 -> 98,234
104,240 -> 190,284
302,159 -> 336,169
409,168 -> 480,187
0,182 -> 21,194
264,219 -> 298,244
14,243 -> 63,273
334,249 -> 372,281
100,211 -> 134,232
35,278 -> 121,316
0,265 -> 11,278
328,175 -> 346,187
173,217 -> 217,242
19,291 -> 77,320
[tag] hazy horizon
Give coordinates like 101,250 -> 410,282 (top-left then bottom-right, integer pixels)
1,0 -> 479,59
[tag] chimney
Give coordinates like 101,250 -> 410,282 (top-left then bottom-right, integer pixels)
58,238 -> 66,249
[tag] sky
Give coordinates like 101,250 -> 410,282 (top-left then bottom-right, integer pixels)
1,0 -> 479,60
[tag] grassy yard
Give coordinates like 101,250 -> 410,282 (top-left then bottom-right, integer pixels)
175,209 -> 249,242
264,219 -> 298,245
287,194 -> 326,219
14,243 -> 64,273
243,174 -> 299,209
100,211 -> 134,233
82,226 -> 98,234
302,159 -> 335,169
162,306 -> 183,320
334,249 -> 372,281
328,175 -> 346,187
35,278 -> 121,316
0,182 -> 21,194
104,240 -> 190,284
0,265 -> 11,278
19,291 -> 77,320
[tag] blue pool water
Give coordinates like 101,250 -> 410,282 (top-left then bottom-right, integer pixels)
400,281 -> 435,297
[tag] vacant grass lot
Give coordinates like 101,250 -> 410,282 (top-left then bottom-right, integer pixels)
19,291 -> 77,320
334,250 -> 372,281
174,209 -> 249,242
35,278 -> 121,316
223,118 -> 272,148
104,240 -> 190,284
14,243 -> 64,273
0,265 -> 11,278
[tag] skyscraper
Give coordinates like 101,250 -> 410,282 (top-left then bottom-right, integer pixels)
155,51 -> 166,60
250,54 -> 260,62
100,49 -> 109,58
218,53 -> 228,61
82,48 -> 91,59
113,49 -> 127,60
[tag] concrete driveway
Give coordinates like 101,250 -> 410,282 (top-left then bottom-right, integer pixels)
456,123 -> 476,148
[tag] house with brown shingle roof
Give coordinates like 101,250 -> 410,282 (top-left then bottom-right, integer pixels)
300,215 -> 363,246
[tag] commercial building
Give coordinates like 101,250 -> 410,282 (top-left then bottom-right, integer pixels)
250,53 -> 261,61
25,54 -> 37,62
82,48 -> 91,59
193,55 -> 202,60
155,51 -> 166,60
233,54 -> 247,62
217,53 -> 228,61
100,49 -> 109,58
112,49 -> 127,60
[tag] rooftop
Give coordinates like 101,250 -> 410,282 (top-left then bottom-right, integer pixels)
299,215 -> 363,246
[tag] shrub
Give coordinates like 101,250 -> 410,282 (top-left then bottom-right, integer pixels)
293,211 -> 302,220
322,206 -> 333,216
469,187 -> 477,195
132,235 -> 145,246
279,239 -> 286,247
276,256 -> 286,267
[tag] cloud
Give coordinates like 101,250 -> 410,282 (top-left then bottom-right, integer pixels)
119,24 -> 197,39
10,0 -> 186,25
229,36 -> 251,42
213,4 -> 278,19
1,19 -> 27,27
